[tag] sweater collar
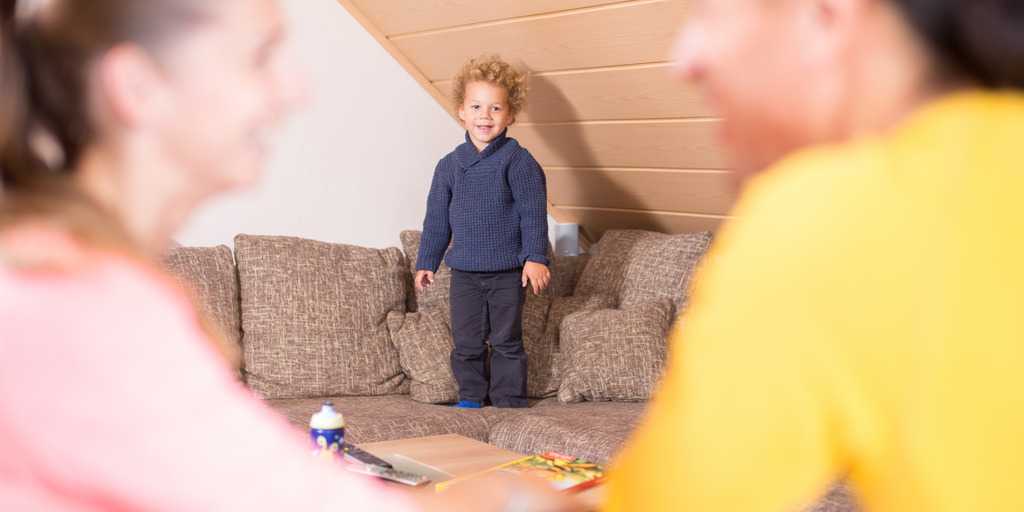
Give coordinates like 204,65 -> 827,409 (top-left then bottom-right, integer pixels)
458,128 -> 511,165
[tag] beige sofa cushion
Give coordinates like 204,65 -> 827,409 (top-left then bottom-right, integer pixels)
235,235 -> 408,399
546,253 -> 590,298
522,291 -> 553,397
161,244 -> 243,371
527,294 -> 617,398
619,231 -> 713,310
399,230 -> 451,313
573,229 -> 650,298
386,309 -> 458,404
558,298 -> 673,403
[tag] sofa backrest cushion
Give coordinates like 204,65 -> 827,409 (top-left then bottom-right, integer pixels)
161,245 -> 242,370
234,235 -> 408,399
386,309 -> 458,404
575,229 -> 712,311
573,229 -> 650,298
528,293 -> 617,398
546,253 -> 590,298
618,231 -> 713,311
557,298 -> 674,403
521,291 -> 554,397
399,230 -> 451,313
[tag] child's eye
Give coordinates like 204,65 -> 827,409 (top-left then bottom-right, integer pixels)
491,106 -> 501,112
471,105 -> 480,110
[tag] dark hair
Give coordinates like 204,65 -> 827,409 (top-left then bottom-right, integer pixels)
0,0 -> 211,190
893,0 -> 1024,88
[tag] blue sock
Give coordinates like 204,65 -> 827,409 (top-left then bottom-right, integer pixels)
453,400 -> 483,408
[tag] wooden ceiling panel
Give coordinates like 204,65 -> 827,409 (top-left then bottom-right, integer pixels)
546,168 -> 735,215
347,0 -> 622,36
434,64 -> 715,123
511,120 -> 728,170
391,0 -> 691,81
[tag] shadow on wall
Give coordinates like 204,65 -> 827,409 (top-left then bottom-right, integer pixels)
528,74 -> 653,243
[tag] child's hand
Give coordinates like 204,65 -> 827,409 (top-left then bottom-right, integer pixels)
522,262 -> 550,294
415,270 -> 435,292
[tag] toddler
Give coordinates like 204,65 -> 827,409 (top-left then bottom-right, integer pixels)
414,55 -> 550,408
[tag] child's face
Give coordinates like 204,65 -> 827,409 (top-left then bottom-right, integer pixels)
458,81 -> 514,152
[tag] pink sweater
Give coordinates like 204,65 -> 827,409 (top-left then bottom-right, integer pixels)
0,233 -> 417,511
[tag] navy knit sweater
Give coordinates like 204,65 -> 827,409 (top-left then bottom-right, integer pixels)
416,129 -> 550,273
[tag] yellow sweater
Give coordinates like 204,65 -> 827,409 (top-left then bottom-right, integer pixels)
604,92 -> 1024,512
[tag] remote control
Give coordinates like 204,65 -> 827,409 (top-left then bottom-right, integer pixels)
342,442 -> 393,468
347,464 -> 430,486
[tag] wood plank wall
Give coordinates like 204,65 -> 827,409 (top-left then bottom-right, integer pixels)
335,0 -> 736,243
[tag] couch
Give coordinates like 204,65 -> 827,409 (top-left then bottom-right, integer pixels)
163,228 -> 857,512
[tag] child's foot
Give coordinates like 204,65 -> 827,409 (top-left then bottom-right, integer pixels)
453,400 -> 483,408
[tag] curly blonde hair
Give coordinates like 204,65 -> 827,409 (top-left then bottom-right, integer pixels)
451,55 -> 528,124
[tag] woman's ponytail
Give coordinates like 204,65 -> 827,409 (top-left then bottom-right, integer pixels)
959,0 -> 1024,88
895,0 -> 1024,89
0,0 -> 31,189
0,0 -> 69,192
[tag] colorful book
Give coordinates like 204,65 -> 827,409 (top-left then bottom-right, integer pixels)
435,451 -> 606,493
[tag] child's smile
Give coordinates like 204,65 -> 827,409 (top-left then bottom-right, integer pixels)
459,81 -> 514,152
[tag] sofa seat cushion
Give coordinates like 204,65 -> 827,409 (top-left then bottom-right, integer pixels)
558,299 -> 674,403
265,395 -> 513,444
488,401 -> 647,465
235,235 -> 408,399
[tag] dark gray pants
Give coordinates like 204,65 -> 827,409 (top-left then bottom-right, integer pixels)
449,268 -> 527,408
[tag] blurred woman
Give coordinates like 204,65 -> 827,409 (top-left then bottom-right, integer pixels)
605,0 -> 1024,510
0,1 -> 573,510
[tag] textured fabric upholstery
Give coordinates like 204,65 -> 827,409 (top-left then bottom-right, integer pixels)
387,309 -> 458,404
796,483 -> 862,512
546,253 -> 590,298
399,230 -> 451,313
573,229 -> 650,298
266,395 -> 514,444
235,235 -> 408,399
161,244 -> 242,354
488,401 -> 648,464
558,298 -> 674,403
527,294 -> 617,398
522,291 -> 553,397
619,231 -> 713,311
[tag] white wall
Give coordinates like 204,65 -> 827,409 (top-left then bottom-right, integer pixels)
175,0 -> 462,250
